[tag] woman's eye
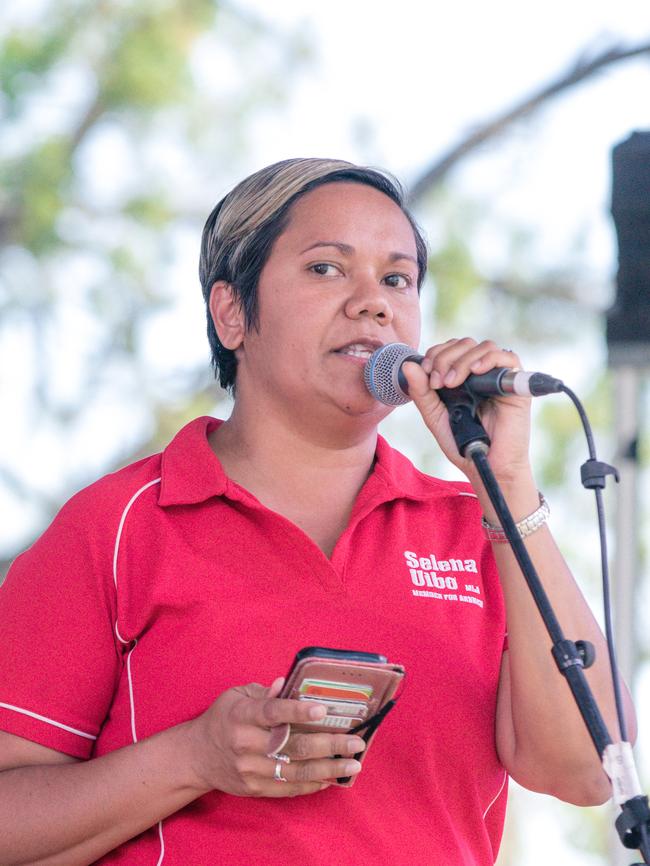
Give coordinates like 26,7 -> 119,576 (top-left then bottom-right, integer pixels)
384,273 -> 412,289
309,263 -> 339,276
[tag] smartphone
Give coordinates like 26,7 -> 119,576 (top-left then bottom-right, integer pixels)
279,646 -> 405,785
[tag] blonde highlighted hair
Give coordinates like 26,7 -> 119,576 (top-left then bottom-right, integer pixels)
199,157 -> 427,391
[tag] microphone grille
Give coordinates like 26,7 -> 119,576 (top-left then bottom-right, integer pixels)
364,343 -> 417,405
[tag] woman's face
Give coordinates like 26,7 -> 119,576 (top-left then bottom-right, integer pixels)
231,181 -> 422,427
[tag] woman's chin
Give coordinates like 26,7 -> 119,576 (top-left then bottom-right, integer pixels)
331,390 -> 394,422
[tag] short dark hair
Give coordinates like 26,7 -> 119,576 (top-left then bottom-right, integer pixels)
199,158 -> 428,392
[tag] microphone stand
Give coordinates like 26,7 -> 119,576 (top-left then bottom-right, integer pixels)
437,383 -> 650,865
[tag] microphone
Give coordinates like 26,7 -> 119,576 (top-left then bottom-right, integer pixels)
364,343 -> 564,406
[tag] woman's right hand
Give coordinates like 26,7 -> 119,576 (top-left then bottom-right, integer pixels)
185,678 -> 365,797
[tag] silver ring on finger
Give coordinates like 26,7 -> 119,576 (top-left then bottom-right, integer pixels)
268,751 -> 290,764
274,759 -> 288,782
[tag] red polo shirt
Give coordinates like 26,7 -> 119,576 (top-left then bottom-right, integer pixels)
0,416 -> 507,865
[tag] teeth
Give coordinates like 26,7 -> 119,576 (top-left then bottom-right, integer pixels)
340,344 -> 375,358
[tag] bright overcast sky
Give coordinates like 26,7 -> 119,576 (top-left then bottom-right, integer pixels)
239,0 -> 649,182
185,0 -> 650,347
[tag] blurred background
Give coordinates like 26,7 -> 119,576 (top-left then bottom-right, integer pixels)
1,0 -> 648,862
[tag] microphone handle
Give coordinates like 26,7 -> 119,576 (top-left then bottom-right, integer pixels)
465,368 -> 513,397
397,355 -> 562,398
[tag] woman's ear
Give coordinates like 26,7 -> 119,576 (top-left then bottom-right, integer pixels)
209,281 -> 245,350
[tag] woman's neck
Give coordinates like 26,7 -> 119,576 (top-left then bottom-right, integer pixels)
208,400 -> 379,555
211,400 -> 377,493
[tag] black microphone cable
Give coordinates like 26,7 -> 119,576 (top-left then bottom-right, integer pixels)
559,383 -> 627,744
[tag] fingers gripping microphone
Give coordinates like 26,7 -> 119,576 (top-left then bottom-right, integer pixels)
364,343 -> 564,406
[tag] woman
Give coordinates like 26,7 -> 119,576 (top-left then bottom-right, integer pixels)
0,158 -> 636,865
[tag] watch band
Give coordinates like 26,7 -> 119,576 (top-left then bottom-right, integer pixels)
481,493 -> 549,543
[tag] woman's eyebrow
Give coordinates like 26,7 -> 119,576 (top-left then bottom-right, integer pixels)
301,241 -> 417,265
388,251 -> 418,266
300,241 -> 354,255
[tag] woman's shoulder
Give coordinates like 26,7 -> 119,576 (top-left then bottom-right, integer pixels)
62,451 -> 164,522
3,452 -> 165,600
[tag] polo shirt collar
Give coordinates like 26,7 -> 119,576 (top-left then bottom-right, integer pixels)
158,416 -> 228,506
367,433 -> 467,503
157,415 -> 465,508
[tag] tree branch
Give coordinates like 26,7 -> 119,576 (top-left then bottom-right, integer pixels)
69,92 -> 106,153
408,39 -> 650,204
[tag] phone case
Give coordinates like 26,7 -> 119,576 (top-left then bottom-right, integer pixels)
280,647 -> 405,786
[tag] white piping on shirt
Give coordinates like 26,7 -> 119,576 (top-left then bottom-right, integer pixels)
111,476 -> 165,863
112,478 -> 162,645
483,769 -> 508,821
126,639 -> 139,745
156,821 -> 166,866
0,702 -> 96,740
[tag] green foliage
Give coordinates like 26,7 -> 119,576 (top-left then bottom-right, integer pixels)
536,399 -> 583,487
101,2 -> 215,109
0,0 -> 309,556
0,23 -> 74,108
122,194 -> 174,227
428,234 -> 483,324
3,138 -> 71,252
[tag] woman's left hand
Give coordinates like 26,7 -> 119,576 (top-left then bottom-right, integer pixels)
401,338 -> 532,488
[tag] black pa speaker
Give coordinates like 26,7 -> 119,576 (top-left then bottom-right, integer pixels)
607,131 -> 650,366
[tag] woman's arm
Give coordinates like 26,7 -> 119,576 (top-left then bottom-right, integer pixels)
0,723 -> 205,866
402,340 -> 637,805
483,471 -> 636,804
0,681 -> 364,866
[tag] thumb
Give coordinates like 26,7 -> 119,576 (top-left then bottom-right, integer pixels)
238,677 -> 285,703
401,360 -> 431,399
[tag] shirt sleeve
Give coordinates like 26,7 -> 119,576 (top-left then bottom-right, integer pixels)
0,488 -> 121,758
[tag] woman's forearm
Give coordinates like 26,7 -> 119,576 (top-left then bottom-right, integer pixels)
481,474 -> 637,804
0,721 -> 209,866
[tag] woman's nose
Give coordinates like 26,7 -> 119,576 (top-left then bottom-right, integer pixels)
344,279 -> 393,324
